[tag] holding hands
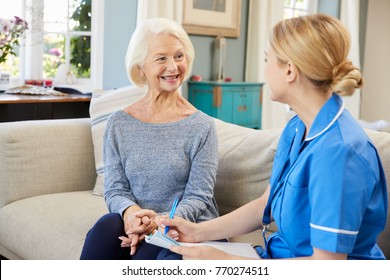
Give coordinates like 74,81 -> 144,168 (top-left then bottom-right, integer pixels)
120,206 -> 158,255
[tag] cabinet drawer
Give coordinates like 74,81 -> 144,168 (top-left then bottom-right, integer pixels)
188,81 -> 263,129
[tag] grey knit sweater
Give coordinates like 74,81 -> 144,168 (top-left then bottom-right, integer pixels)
103,110 -> 219,222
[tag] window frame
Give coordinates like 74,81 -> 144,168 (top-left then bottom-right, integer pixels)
12,0 -> 103,92
284,0 -> 318,19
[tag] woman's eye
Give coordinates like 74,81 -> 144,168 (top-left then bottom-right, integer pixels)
175,53 -> 185,60
156,57 -> 167,62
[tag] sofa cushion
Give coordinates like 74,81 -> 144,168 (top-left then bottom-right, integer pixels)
89,86 -> 146,195
213,120 -> 280,246
213,118 -> 281,215
0,118 -> 96,208
0,191 -> 107,259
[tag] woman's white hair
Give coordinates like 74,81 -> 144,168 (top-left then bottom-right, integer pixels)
125,18 -> 195,87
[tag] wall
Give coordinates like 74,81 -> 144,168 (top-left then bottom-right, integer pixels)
318,0 -> 340,17
103,0 -> 376,120
103,0 -> 343,90
190,0 -> 249,82
360,0 -> 390,122
102,0 -> 249,91
102,0 -> 137,90
359,0 -> 368,67
181,0 -> 249,97
186,0 -> 350,97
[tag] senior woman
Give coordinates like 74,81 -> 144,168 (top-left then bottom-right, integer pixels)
80,18 -> 219,260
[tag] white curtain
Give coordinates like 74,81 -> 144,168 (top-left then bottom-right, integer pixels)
245,0 -> 284,129
340,0 -> 361,120
137,0 -> 183,24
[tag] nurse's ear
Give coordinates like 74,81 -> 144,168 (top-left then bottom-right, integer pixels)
286,61 -> 299,83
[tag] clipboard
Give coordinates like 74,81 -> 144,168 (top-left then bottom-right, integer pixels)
145,230 -> 260,259
145,230 -> 181,249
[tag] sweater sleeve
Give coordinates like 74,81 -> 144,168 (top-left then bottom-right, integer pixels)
173,118 -> 220,222
103,115 -> 138,215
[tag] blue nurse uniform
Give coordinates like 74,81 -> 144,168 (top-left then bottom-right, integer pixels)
264,94 -> 388,259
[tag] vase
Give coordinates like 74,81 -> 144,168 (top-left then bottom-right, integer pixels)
0,65 -> 10,91
212,35 -> 227,81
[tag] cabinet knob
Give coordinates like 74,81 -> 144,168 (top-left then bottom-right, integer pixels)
238,106 -> 247,112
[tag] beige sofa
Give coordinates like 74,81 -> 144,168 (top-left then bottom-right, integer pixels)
0,116 -> 389,260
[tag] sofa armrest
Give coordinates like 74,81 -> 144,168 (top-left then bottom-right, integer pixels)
0,118 -> 96,208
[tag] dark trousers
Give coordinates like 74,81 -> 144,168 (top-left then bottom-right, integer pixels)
80,213 -> 164,260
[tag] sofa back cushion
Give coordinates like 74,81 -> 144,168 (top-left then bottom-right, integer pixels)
213,118 -> 280,215
0,119 -> 96,208
89,85 -> 146,195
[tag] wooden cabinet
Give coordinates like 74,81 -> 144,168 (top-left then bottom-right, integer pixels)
0,93 -> 91,122
188,81 -> 263,129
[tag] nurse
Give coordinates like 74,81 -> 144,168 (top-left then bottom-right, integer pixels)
137,13 -> 388,260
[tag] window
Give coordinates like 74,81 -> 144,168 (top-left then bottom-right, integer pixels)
43,0 -> 92,79
0,0 -> 102,91
284,0 -> 318,19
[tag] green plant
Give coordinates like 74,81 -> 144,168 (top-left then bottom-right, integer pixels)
70,0 -> 91,78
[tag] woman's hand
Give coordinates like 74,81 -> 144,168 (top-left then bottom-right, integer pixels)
120,206 -> 142,255
121,206 -> 158,255
131,209 -> 158,239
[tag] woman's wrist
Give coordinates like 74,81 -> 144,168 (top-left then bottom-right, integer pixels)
123,205 -> 141,221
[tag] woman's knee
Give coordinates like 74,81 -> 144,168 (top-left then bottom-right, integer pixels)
89,213 -> 124,237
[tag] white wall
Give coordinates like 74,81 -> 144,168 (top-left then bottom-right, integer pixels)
361,0 -> 390,122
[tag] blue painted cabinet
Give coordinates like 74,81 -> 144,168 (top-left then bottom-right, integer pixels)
187,81 -> 263,129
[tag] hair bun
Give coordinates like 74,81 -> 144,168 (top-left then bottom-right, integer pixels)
331,60 -> 363,96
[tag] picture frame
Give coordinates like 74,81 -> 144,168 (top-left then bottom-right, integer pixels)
182,0 -> 241,38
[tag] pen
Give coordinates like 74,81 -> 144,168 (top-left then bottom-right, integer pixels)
165,197 -> 179,234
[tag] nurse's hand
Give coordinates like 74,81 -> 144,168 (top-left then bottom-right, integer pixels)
170,245 -> 252,260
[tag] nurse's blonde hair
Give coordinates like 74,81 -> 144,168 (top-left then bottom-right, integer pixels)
270,13 -> 363,96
